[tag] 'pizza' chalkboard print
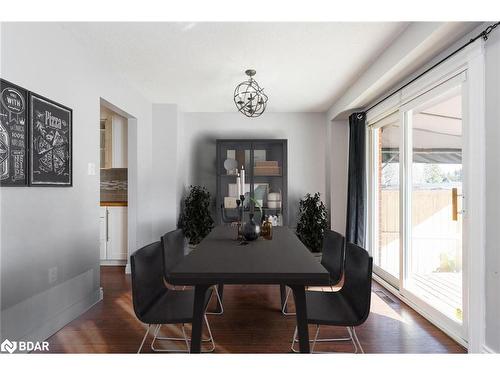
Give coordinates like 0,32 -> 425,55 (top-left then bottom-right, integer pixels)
29,93 -> 72,186
0,79 -> 28,186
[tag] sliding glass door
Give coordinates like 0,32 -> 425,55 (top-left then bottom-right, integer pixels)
404,84 -> 464,326
369,75 -> 467,341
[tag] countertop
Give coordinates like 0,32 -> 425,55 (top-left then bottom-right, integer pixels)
100,201 -> 128,207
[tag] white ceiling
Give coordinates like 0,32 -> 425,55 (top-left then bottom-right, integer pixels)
62,22 -> 409,112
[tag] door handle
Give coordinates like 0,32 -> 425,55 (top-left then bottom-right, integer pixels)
452,188 -> 464,221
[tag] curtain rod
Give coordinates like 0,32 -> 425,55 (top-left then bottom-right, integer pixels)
365,22 -> 500,113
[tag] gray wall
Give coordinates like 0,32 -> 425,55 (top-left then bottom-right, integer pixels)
179,112 -> 327,227
484,27 -> 500,353
0,23 -> 155,343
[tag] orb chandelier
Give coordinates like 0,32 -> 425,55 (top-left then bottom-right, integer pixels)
234,69 -> 268,117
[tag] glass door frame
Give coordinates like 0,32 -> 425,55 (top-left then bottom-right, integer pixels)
368,112 -> 401,289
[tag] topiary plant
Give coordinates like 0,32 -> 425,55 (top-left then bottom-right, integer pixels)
296,192 -> 328,253
179,185 -> 215,245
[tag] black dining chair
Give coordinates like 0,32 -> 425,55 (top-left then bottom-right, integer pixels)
161,229 -> 224,315
131,241 -> 215,353
282,229 -> 345,316
290,242 -> 373,353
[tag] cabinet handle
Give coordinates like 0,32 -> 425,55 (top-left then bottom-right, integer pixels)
106,208 -> 110,242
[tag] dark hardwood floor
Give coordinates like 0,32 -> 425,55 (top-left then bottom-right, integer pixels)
45,266 -> 466,353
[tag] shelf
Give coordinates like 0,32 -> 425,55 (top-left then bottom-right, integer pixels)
217,139 -> 287,226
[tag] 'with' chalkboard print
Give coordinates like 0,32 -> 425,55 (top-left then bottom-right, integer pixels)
29,93 -> 72,186
0,79 -> 28,186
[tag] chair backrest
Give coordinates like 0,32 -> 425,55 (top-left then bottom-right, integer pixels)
340,242 -> 373,325
130,241 -> 166,320
321,229 -> 345,284
161,229 -> 187,275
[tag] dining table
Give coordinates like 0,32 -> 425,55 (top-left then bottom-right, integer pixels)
165,225 -> 331,353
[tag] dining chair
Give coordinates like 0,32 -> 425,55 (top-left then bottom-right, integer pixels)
131,241 -> 216,353
290,242 -> 373,353
161,229 -> 224,315
282,229 -> 345,316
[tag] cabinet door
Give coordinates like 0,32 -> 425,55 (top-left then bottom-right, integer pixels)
103,118 -> 113,169
99,214 -> 107,260
107,207 -> 128,260
112,115 -> 128,168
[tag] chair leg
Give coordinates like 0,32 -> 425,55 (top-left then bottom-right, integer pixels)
137,324 -> 151,353
311,325 -> 320,352
206,285 -> 224,315
202,315 -> 216,353
350,327 -> 364,354
290,326 -> 299,353
282,288 -> 296,316
181,324 -> 190,353
151,324 -> 190,353
290,325 -> 360,354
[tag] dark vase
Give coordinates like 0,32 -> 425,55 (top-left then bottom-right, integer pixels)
242,214 -> 260,241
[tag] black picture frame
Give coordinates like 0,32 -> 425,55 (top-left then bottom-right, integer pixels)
0,79 -> 29,186
28,92 -> 72,187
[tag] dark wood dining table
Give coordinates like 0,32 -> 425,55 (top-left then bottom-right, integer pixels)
166,225 -> 330,353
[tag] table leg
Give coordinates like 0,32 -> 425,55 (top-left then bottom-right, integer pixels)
216,283 -> 224,312
280,284 -> 287,311
290,285 -> 310,353
190,284 -> 211,353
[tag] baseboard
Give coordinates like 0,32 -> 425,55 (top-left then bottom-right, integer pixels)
482,344 -> 497,353
100,259 -> 127,266
125,262 -> 131,274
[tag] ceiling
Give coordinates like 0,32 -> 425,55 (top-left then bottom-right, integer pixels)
62,22 -> 409,112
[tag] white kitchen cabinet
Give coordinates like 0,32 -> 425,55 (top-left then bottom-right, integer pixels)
100,206 -> 128,264
111,115 -> 128,168
100,112 -> 127,169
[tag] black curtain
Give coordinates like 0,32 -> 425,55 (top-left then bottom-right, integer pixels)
346,112 -> 366,247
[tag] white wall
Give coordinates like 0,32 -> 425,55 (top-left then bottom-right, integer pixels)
328,120 -> 349,235
179,112 -> 327,227
484,27 -> 500,353
152,104 -> 179,239
0,22 -> 155,343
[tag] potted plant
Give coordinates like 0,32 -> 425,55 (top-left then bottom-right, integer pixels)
296,192 -> 328,254
179,185 -> 215,246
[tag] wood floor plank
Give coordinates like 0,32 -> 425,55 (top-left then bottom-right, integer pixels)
44,266 -> 467,354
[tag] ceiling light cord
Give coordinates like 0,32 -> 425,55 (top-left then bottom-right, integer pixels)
365,22 -> 500,113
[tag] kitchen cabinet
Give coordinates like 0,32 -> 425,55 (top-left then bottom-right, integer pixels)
100,113 -> 128,169
100,206 -> 128,264
111,115 -> 128,168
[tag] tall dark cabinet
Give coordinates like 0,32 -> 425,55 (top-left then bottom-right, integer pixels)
216,139 -> 288,226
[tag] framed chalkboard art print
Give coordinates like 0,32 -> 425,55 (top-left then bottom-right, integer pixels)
29,92 -> 72,186
0,79 -> 28,186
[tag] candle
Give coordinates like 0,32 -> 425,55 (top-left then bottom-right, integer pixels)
240,166 -> 245,196
236,174 -> 241,197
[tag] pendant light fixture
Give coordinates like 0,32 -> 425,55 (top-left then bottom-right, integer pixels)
234,69 -> 268,117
